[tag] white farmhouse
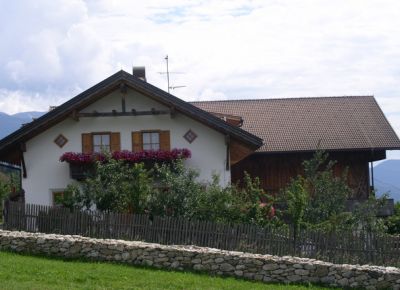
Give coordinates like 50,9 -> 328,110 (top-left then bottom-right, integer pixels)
0,69 -> 262,206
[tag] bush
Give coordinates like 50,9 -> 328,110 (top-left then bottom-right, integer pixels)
68,156 -> 153,213
65,158 -> 277,227
283,150 -> 351,230
148,160 -> 202,217
385,202 -> 400,235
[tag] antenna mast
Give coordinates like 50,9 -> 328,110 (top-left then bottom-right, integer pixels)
159,55 -> 186,93
165,55 -> 170,93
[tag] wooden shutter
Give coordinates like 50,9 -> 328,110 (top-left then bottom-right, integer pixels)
110,132 -> 121,152
159,130 -> 171,151
132,131 -> 143,152
82,133 -> 93,153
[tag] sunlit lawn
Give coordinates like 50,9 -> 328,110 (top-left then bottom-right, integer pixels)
0,251 -> 336,290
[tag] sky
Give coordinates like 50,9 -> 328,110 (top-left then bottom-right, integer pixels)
1,0 -> 400,158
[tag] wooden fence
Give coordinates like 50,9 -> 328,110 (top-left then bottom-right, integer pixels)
3,202 -> 400,266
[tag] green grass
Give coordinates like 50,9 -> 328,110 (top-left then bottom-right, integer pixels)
0,251 -> 336,290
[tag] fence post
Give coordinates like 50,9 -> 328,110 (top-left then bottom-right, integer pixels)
292,224 -> 298,256
2,199 -> 9,228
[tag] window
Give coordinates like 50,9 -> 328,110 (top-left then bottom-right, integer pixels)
142,131 -> 160,150
93,133 -> 110,153
132,130 -> 170,152
82,132 -> 120,153
52,191 -> 71,206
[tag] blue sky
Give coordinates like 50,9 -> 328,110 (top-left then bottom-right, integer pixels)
1,0 -> 400,158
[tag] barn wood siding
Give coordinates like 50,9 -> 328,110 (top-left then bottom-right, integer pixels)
231,151 -> 380,199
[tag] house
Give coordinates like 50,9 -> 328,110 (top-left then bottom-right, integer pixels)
0,69 -> 262,206
192,97 -> 400,199
0,69 -> 399,206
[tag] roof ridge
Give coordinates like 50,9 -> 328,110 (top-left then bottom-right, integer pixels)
190,95 -> 375,103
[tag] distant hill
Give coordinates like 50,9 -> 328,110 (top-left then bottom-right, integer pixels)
0,111 -> 44,139
374,160 -> 400,202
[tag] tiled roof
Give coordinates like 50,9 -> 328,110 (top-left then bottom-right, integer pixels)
0,71 -> 262,157
191,96 -> 400,153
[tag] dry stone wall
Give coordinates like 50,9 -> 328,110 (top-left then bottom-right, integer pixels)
1,230 -> 399,289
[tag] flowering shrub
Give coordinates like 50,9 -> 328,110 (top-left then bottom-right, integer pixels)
60,149 -> 191,164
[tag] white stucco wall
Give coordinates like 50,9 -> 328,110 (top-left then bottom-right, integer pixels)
22,88 -> 230,205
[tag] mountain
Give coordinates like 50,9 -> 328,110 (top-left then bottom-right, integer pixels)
374,160 -> 400,201
12,111 -> 45,120
0,111 -> 44,139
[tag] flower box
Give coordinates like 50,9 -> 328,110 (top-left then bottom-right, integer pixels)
60,149 -> 191,166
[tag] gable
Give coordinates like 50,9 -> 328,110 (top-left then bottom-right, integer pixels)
0,70 -> 262,164
80,88 -> 168,113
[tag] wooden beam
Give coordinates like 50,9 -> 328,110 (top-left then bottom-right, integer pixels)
170,106 -> 176,118
121,96 -> 126,113
230,139 -> 255,165
19,142 -> 26,152
225,135 -> 230,170
21,152 -> 27,178
119,83 -> 127,94
77,110 -> 170,117
71,110 -> 79,121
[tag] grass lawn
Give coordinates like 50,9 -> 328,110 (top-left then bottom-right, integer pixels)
0,251 -> 335,290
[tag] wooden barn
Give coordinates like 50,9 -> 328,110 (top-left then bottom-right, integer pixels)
193,96 -> 400,199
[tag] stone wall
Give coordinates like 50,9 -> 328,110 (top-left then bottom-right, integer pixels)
0,230 -> 399,289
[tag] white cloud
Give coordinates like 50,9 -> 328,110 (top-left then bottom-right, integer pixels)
1,0 -> 400,155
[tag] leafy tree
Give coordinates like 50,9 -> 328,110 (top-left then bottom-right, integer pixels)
284,177 -> 308,232
233,173 -> 275,226
283,150 -> 351,230
386,202 -> 400,235
302,150 -> 350,224
0,179 -> 10,202
350,194 -> 388,233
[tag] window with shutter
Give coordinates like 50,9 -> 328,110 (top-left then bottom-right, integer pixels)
143,132 -> 160,150
132,130 -> 170,151
132,131 -> 143,152
110,132 -> 121,152
82,132 -> 120,153
159,130 -> 170,150
82,133 -> 93,153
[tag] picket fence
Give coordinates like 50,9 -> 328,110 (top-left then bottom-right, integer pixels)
3,202 -> 400,266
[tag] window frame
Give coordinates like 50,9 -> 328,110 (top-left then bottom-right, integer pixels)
142,130 -> 161,151
92,132 -> 111,153
52,190 -> 67,206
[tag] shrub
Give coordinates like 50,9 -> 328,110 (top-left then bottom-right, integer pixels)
283,150 -> 352,231
69,156 -> 153,213
386,202 -> 400,235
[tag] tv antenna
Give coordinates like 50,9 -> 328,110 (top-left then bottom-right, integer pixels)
158,55 -> 186,93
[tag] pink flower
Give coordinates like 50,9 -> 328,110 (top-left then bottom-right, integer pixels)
60,149 -> 191,165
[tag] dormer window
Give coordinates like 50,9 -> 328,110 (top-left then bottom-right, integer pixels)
142,131 -> 160,150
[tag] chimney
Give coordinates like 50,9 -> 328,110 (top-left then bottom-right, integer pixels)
132,66 -> 146,82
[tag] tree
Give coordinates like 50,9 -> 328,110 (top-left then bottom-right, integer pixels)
283,150 -> 352,230
386,202 -> 400,235
285,177 -> 308,232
